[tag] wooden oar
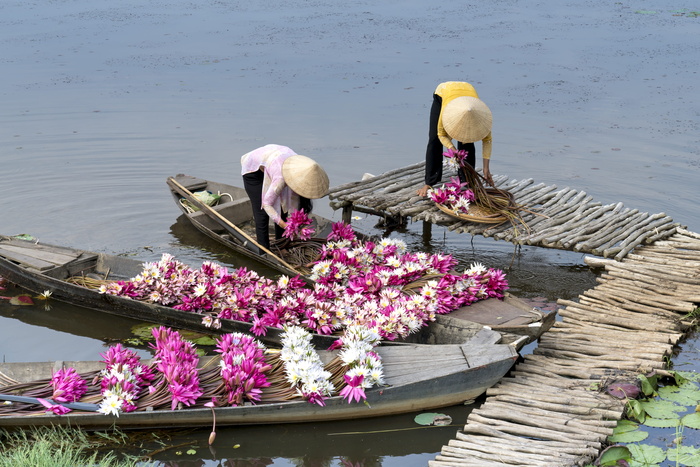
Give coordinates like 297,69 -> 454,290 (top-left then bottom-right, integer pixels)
0,393 -> 100,412
167,177 -> 302,275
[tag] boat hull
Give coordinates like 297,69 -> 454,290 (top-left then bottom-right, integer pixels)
0,342 -> 518,429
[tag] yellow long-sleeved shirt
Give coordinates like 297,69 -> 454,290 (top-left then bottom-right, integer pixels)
435,81 -> 492,159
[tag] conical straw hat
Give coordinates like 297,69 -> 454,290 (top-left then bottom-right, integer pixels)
442,96 -> 492,143
282,155 -> 330,199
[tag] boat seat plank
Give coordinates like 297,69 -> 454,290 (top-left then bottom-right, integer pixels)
449,297 -> 543,327
0,246 -> 62,271
173,175 -> 209,192
0,243 -> 81,266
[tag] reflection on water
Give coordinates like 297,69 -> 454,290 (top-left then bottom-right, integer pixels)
146,405 -> 473,466
1,0 -> 698,463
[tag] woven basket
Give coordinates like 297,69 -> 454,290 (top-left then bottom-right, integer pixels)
435,202 -> 508,224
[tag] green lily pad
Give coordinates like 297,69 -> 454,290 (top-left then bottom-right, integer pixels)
628,443 -> 666,464
609,421 -> 648,444
643,417 -> 679,428
414,412 -> 452,426
598,445 -> 631,466
639,399 -> 686,419
667,445 -> 700,466
658,385 -> 700,407
682,412 -> 700,429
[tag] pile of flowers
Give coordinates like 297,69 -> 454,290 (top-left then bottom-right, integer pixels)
428,177 -> 476,215
277,325 -> 335,406
151,326 -> 203,411
99,223 -> 508,342
38,367 -> 89,414
97,344 -> 155,416
332,325 -> 384,403
214,333 -> 271,406
11,325 -> 391,419
283,210 -> 315,241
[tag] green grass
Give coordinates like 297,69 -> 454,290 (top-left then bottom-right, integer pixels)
0,426 -> 143,467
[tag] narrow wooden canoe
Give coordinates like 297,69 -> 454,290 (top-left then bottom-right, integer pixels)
166,173 -> 338,279
0,233 -> 554,349
0,332 -> 518,429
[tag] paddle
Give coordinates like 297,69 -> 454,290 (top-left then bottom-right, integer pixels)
167,177 -> 303,276
0,393 -> 100,412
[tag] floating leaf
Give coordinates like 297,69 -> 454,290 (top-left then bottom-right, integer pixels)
186,449 -> 197,455
667,445 -> 700,466
608,429 -> 648,444
609,420 -> 648,443
635,10 -> 657,14
628,444 -> 666,464
658,385 -> 700,407
643,417 -> 679,428
681,412 -> 700,429
674,371 -> 700,383
607,382 -> 640,399
640,399 -> 686,419
414,412 -> 452,426
131,323 -> 158,340
192,336 -> 217,346
597,445 -> 632,466
10,295 -> 34,306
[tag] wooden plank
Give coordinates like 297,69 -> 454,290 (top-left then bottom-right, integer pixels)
0,243 -> 80,265
0,245 -> 58,271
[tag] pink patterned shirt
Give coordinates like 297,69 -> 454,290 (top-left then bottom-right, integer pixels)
241,144 -> 300,224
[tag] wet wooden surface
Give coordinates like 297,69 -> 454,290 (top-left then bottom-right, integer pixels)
429,229 -> 700,466
328,162 -> 683,261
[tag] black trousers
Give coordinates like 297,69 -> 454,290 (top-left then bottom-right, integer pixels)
425,93 -> 475,186
242,170 -> 285,249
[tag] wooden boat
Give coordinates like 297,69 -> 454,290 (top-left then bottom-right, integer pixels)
0,234 -> 555,349
166,173 -> 337,279
0,331 -> 518,429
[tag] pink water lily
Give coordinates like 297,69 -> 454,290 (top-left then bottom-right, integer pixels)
50,367 -> 88,403
215,333 -> 271,406
151,327 -> 203,410
283,210 -> 315,241
428,176 -> 476,215
37,398 -> 71,415
339,374 -> 366,404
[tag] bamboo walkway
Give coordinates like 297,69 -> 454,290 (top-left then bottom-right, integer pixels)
429,228 -> 700,466
327,162 -> 684,261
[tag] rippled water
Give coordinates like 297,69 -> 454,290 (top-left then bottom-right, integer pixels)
1,1 -> 698,465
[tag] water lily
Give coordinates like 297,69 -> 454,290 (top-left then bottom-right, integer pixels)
283,210 -> 315,241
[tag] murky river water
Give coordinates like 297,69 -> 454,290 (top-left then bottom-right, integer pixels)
1,1 -> 698,465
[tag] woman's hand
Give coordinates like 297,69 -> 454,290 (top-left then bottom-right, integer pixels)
416,184 -> 431,197
482,159 -> 494,186
278,220 -> 287,229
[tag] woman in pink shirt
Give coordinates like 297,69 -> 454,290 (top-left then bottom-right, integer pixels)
241,144 -> 329,249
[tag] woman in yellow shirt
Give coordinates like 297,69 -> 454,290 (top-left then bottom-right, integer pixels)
417,81 -> 493,197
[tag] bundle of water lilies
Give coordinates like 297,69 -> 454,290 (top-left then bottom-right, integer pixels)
269,209 -> 326,274
98,221 -> 508,341
0,325 -> 384,417
428,148 -> 531,231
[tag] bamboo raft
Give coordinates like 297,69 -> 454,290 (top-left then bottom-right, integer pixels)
429,228 -> 700,466
327,162 -> 684,261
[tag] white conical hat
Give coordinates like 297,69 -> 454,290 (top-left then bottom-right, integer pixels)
442,96 -> 492,143
282,155 -> 330,199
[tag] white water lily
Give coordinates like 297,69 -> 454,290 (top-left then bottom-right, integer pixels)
39,290 -> 52,299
